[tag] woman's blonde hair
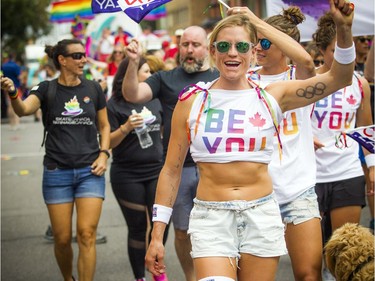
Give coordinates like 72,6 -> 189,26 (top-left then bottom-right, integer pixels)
208,14 -> 257,68
146,55 -> 165,74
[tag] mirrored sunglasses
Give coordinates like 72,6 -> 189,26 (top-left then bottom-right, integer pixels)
258,38 -> 272,50
213,41 -> 253,54
64,52 -> 86,60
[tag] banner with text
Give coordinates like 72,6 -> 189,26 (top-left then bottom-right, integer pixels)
265,0 -> 375,42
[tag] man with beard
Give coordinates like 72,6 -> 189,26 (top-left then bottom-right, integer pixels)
122,26 -> 219,281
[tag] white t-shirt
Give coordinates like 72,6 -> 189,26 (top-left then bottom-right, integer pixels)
248,67 -> 316,204
311,74 -> 364,182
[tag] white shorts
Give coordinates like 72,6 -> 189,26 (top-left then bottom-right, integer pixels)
188,193 -> 287,259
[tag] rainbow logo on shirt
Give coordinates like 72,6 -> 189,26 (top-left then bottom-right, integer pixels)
62,95 -> 83,116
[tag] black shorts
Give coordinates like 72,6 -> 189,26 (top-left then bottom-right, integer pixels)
315,175 -> 366,213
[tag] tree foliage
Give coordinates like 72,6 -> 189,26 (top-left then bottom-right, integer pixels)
1,0 -> 52,61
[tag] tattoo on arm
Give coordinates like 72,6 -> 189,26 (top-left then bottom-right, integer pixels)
296,82 -> 326,99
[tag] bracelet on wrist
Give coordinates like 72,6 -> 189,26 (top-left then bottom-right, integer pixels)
99,149 -> 110,159
8,88 -> 19,100
120,124 -> 128,135
365,154 -> 375,168
152,204 -> 173,224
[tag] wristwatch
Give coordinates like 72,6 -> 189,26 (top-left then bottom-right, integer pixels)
99,149 -> 110,158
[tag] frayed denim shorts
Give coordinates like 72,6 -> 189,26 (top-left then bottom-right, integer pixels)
42,165 -> 105,204
188,193 -> 287,259
279,187 -> 321,225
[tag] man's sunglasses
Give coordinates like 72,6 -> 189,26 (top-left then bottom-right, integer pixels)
358,37 -> 372,43
64,52 -> 86,60
257,38 -> 272,50
213,41 -> 253,54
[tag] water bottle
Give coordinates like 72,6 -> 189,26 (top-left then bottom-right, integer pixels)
132,109 -> 153,149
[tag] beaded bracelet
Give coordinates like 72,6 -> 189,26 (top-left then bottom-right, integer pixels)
8,88 -> 19,100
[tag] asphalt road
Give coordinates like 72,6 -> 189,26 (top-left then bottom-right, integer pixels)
1,116 -> 371,281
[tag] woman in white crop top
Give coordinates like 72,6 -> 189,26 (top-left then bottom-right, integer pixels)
248,5 -> 324,281
145,2 -> 355,281
311,11 -> 374,279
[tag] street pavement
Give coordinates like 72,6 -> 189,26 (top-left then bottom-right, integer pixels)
1,116 -> 371,281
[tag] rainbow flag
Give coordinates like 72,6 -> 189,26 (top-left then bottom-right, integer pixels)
50,0 -> 94,23
144,4 -> 167,20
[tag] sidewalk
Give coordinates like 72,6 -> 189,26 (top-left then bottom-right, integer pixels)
1,116 -> 371,281
1,116 -> 188,281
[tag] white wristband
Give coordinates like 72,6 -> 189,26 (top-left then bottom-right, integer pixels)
365,154 -> 375,168
334,42 -> 356,65
152,204 -> 173,224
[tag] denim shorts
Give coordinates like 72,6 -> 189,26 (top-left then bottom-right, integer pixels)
172,166 -> 199,230
42,165 -> 105,204
188,193 -> 287,259
279,187 -> 321,225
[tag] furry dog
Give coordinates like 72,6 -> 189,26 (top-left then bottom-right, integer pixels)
324,223 -> 374,281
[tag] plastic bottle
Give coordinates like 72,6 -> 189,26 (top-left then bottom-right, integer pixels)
131,109 -> 153,149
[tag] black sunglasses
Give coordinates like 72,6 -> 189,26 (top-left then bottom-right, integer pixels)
313,59 -> 324,66
358,37 -> 372,43
258,38 -> 272,50
213,41 -> 253,54
64,52 -> 86,60
113,51 -> 124,54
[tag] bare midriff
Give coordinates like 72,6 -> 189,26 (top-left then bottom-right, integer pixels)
196,161 -> 273,201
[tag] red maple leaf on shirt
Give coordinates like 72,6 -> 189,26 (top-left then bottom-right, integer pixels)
249,112 -> 266,128
346,95 -> 357,105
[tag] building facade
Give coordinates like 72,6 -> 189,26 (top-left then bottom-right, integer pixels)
161,0 -> 266,36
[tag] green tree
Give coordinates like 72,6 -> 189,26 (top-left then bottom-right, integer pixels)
1,0 -> 52,62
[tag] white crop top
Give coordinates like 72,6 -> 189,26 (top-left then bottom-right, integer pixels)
187,81 -> 282,164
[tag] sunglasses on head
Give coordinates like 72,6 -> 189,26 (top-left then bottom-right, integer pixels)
358,37 -> 372,43
213,41 -> 253,54
257,38 -> 272,50
64,52 -> 86,60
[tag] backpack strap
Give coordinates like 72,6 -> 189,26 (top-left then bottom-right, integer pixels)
40,78 -> 101,147
41,78 -> 58,147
